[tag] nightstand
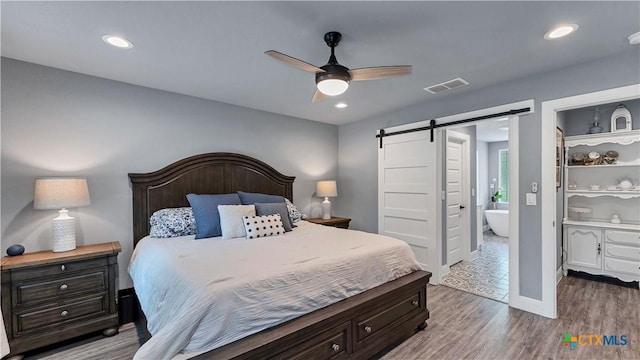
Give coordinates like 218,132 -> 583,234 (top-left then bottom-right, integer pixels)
307,216 -> 351,229
1,242 -> 121,358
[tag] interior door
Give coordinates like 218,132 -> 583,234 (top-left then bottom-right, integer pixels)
446,135 -> 465,265
378,130 -> 438,283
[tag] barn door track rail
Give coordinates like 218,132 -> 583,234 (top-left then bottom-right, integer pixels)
376,107 -> 530,148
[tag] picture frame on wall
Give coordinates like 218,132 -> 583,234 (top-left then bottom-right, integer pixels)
556,127 -> 563,188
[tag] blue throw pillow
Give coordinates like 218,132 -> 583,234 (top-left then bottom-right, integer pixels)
186,193 -> 241,239
237,191 -> 285,205
255,202 -> 293,232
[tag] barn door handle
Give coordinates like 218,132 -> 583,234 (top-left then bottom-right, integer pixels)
459,205 -> 465,209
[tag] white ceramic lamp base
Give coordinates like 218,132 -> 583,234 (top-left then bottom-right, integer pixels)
52,209 -> 76,252
321,197 -> 332,220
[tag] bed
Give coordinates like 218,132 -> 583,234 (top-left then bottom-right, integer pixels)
128,152 -> 431,360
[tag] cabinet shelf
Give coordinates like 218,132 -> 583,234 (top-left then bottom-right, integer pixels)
564,130 -> 640,147
566,162 -> 640,168
563,127 -> 639,285
566,190 -> 640,199
563,219 -> 640,231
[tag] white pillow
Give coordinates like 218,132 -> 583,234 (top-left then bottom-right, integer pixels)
218,205 -> 256,239
243,214 -> 285,239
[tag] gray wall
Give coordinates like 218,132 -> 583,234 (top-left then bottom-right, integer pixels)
563,99 -> 640,136
1,58 -> 339,289
336,49 -> 640,301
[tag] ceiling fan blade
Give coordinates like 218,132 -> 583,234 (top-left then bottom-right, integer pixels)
265,50 -> 325,73
349,65 -> 412,81
312,89 -> 327,102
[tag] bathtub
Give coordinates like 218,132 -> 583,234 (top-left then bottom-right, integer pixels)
484,209 -> 509,237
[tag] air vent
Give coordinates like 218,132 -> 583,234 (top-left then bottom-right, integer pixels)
424,77 -> 469,94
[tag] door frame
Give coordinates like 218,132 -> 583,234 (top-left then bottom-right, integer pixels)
540,84 -> 640,319
445,130 -> 471,265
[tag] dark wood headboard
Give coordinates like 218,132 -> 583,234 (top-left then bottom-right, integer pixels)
128,153 -> 295,246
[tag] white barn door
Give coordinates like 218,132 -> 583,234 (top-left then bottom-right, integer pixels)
378,129 -> 439,283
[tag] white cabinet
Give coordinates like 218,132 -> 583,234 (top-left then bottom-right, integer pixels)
563,130 -> 640,284
567,226 -> 602,270
566,225 -> 640,282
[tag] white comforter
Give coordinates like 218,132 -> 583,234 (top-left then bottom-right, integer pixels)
129,221 -> 421,360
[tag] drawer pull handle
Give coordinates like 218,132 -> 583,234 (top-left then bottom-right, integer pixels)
60,310 -> 69,317
332,344 -> 340,352
60,265 -> 66,271
59,284 -> 68,291
364,326 -> 372,333
411,300 -> 419,306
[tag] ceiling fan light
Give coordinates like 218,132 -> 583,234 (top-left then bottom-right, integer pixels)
317,79 -> 349,96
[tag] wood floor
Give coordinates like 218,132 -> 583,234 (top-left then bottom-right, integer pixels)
381,276 -> 639,359
24,276 -> 639,360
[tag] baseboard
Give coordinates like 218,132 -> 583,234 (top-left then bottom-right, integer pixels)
483,225 -> 490,232
556,267 -> 563,285
470,250 -> 479,260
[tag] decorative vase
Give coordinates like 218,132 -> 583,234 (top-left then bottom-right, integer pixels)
7,244 -> 25,256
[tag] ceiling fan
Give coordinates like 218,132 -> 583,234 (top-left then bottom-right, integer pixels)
265,32 -> 412,102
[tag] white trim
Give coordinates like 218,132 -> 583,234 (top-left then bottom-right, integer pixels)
435,130 -> 444,284
509,293 -> 544,315
540,84 -> 640,320
508,116 -> 520,311
440,264 -> 451,278
556,266 -> 563,285
470,249 -> 479,260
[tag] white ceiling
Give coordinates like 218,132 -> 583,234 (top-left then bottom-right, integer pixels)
2,1 -> 639,125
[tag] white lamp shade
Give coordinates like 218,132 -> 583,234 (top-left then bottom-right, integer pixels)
316,180 -> 338,197
316,79 -> 349,96
34,178 -> 91,209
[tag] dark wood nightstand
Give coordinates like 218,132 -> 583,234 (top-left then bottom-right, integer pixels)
1,242 -> 121,358
307,216 -> 351,229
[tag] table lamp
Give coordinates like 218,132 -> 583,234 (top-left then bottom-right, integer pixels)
34,178 -> 91,252
316,180 -> 337,220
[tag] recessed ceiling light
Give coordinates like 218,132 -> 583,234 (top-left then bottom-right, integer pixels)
335,102 -> 348,109
628,32 -> 640,45
102,35 -> 133,49
544,24 -> 578,40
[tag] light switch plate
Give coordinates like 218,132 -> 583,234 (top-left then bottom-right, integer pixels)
526,193 -> 537,206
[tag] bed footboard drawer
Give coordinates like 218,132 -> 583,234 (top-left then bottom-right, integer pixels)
274,321 -> 350,360
354,289 -> 425,349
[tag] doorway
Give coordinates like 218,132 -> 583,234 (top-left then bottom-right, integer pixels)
445,130 -> 470,266
441,121 -> 511,303
540,84 -> 640,319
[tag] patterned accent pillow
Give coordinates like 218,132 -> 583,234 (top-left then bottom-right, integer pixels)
243,214 -> 285,239
285,198 -> 302,223
149,207 -> 197,238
